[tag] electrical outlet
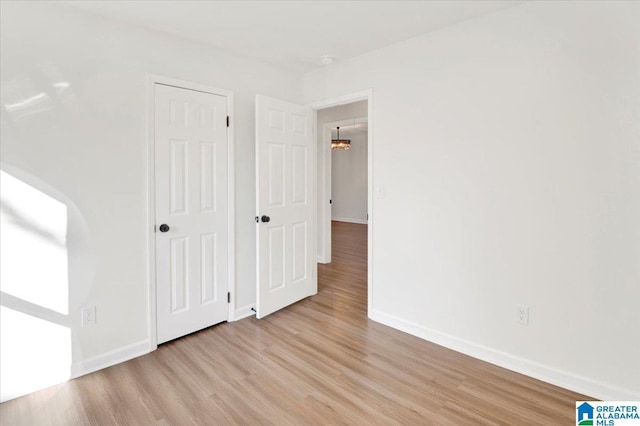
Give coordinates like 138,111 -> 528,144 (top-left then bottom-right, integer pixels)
516,305 -> 529,326
82,306 -> 96,326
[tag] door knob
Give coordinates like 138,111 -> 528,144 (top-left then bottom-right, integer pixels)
159,224 -> 170,232
261,215 -> 270,223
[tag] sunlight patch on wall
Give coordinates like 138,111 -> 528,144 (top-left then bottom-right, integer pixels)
0,306 -> 71,402
0,170 -> 69,314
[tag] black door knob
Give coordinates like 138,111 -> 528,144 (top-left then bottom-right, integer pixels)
261,215 -> 270,223
159,224 -> 170,232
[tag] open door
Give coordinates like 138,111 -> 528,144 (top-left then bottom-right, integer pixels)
255,95 -> 316,318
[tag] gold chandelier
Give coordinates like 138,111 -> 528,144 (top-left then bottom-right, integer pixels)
331,126 -> 351,150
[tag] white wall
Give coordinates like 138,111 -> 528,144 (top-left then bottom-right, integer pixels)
316,101 -> 367,260
0,1 -> 302,400
305,1 -> 640,399
332,130 -> 368,223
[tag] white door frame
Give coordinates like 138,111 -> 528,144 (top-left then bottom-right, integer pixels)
309,89 -> 373,317
318,116 -> 368,264
146,75 -> 235,351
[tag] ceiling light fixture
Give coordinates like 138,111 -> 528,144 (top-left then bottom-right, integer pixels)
320,55 -> 334,65
331,126 -> 351,150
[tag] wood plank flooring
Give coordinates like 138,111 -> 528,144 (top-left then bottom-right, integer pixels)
0,221 -> 589,425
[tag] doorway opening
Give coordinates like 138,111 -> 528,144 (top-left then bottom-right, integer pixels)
317,112 -> 368,264
311,91 -> 372,315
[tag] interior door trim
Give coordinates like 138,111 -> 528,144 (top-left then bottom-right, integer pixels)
146,74 -> 235,352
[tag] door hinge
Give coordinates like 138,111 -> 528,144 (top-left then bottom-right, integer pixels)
226,116 -> 230,127
329,199 -> 332,204
227,292 -> 231,303
255,216 -> 259,223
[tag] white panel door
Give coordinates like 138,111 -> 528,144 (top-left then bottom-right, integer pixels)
155,83 -> 228,344
255,95 -> 316,318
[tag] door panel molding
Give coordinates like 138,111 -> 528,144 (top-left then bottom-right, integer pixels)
255,95 -> 316,318
147,75 -> 235,351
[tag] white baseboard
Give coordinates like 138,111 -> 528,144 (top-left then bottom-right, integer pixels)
234,304 -> 255,321
332,217 -> 368,225
70,340 -> 149,379
369,309 -> 639,401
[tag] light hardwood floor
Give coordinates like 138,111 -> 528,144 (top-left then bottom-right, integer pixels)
1,221 -> 589,425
